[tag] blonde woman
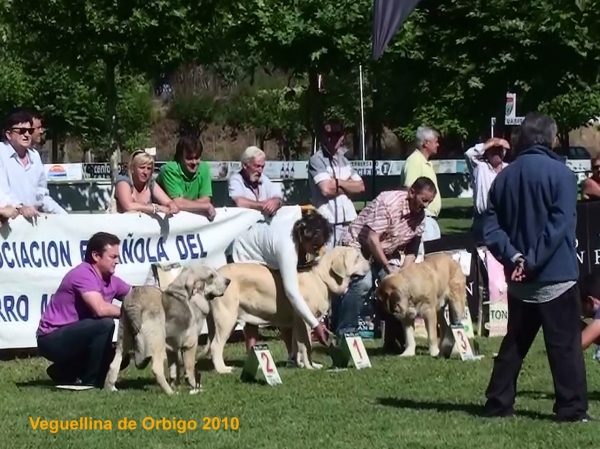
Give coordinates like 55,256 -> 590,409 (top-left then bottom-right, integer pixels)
114,150 -> 179,215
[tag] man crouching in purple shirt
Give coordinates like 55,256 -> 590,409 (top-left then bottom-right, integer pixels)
37,232 -> 131,389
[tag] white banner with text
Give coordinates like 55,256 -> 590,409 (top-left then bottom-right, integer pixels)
0,208 -> 267,350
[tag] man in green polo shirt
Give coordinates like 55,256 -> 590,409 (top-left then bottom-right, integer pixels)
157,136 -> 216,221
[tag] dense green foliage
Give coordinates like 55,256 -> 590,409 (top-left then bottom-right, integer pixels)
1,0 -> 599,159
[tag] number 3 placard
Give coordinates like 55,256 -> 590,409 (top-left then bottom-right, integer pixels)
450,325 -> 475,361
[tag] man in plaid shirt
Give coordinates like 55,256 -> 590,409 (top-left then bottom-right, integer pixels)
332,176 -> 437,346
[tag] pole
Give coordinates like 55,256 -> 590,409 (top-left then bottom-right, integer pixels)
370,62 -> 381,200
359,64 -> 366,161
312,74 -> 324,155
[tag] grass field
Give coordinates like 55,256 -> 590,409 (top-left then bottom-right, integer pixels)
1,336 -> 599,449
11,195 -> 582,448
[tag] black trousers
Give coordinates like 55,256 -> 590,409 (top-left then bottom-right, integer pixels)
37,318 -> 116,387
484,285 -> 588,420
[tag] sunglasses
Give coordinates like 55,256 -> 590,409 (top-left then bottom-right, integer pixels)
11,127 -> 34,136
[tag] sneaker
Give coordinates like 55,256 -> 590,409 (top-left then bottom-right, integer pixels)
558,414 -> 594,423
54,384 -> 95,391
46,364 -> 77,385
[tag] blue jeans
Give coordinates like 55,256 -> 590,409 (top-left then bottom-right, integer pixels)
330,264 -> 386,338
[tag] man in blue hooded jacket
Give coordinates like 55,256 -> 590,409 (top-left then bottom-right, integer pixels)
482,112 -> 589,422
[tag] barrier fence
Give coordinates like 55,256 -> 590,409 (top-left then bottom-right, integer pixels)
45,159 -> 593,183
2,196 -> 598,351
0,207 -> 270,350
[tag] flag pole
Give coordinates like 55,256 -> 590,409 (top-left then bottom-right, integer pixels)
370,60 -> 381,199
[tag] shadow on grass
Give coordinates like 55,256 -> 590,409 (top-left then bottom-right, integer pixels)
311,342 -> 431,358
513,389 -> 600,405
438,206 -> 473,220
15,378 -> 56,389
376,397 -> 555,421
15,376 -> 158,392
0,348 -> 39,361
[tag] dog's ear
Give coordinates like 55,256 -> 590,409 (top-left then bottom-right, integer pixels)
330,256 -> 347,282
344,249 -> 361,275
180,267 -> 202,297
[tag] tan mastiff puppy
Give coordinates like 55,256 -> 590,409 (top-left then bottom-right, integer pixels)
104,264 -> 230,395
201,246 -> 370,373
376,252 -> 467,357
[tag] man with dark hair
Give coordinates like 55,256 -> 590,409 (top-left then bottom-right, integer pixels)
37,232 -> 131,389
334,177 -> 436,340
26,108 -> 46,152
482,112 -> 589,422
0,108 -> 65,216
156,136 -> 215,221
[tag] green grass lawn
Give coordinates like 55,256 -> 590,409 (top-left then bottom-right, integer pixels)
1,335 -> 598,449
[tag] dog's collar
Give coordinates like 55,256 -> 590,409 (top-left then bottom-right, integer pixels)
297,258 -> 320,271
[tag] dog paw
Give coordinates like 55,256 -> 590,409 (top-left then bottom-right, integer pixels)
311,362 -> 323,370
189,388 -> 201,395
105,385 -> 118,392
429,347 -> 440,358
399,349 -> 416,357
215,366 -> 234,374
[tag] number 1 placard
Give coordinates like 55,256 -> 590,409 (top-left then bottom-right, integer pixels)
240,344 -> 282,386
341,334 -> 372,370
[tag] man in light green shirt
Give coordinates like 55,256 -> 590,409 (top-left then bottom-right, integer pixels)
400,126 -> 442,243
156,136 -> 216,221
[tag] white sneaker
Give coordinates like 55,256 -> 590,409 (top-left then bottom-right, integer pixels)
55,384 -> 95,391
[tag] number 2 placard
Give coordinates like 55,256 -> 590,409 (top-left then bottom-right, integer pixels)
255,347 -> 282,386
240,344 -> 282,386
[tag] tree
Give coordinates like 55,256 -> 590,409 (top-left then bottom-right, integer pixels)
7,0 -> 219,157
219,0 -> 394,147
225,87 -> 308,159
379,0 -> 600,148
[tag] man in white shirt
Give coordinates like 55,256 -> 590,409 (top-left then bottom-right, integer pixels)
228,146 -> 283,215
0,109 -> 66,217
464,137 -> 509,243
308,119 -> 365,248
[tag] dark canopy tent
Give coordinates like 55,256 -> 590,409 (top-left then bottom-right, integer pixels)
370,0 -> 422,195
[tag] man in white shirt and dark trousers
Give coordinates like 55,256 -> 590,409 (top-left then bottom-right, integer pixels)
308,119 -> 365,248
482,112 -> 589,422
464,137 -> 509,244
0,109 -> 66,216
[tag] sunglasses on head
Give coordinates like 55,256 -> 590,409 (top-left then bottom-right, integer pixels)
11,127 -> 34,136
